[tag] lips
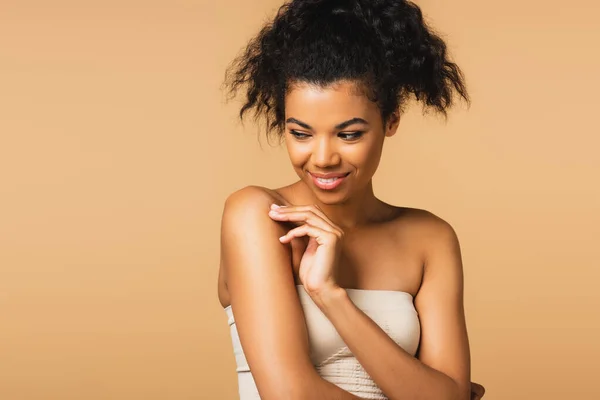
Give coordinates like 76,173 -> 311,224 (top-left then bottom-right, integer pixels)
309,171 -> 350,190
309,172 -> 350,179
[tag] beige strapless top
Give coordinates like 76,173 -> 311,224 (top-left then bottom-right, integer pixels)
224,285 -> 421,399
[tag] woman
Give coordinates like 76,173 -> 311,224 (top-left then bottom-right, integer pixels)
218,0 -> 486,399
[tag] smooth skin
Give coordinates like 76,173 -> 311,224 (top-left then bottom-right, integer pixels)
218,81 -> 485,400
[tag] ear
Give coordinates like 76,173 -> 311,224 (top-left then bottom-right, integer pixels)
384,111 -> 400,137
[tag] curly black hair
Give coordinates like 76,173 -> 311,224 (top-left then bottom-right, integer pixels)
224,0 -> 469,143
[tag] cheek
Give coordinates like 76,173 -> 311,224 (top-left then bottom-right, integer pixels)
286,143 -> 309,166
343,143 -> 381,167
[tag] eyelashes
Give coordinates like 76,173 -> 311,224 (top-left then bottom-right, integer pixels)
289,130 -> 310,139
289,130 -> 365,141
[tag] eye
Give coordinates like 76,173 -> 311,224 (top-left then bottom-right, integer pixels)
338,131 -> 364,141
289,130 -> 311,140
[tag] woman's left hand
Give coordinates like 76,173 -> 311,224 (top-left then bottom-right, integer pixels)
268,203 -> 344,296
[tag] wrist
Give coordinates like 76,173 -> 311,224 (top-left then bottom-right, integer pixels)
309,285 -> 348,311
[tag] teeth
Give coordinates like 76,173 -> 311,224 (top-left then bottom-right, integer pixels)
317,177 -> 339,183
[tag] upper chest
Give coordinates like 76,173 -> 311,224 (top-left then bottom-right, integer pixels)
289,221 -> 424,297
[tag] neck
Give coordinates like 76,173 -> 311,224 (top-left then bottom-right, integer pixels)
291,179 -> 383,231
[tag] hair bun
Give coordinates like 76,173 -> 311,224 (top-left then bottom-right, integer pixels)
224,0 -> 468,141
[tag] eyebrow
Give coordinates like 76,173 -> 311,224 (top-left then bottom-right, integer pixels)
285,117 -> 369,131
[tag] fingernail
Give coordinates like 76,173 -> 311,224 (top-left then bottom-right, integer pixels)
271,204 -> 280,209
279,235 -> 286,241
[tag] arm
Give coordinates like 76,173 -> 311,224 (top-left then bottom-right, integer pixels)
221,186 -> 365,400
311,215 -> 471,400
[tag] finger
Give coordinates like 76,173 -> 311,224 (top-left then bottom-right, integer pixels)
279,223 -> 338,246
272,204 -> 342,232
270,210 -> 340,235
297,204 -> 341,231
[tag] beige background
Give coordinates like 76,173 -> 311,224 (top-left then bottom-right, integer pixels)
1,0 -> 599,399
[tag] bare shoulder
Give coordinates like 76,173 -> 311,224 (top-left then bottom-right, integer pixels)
221,185 -> 282,252
220,185 -> 291,233
394,207 -> 464,302
218,185 -> 290,303
392,206 -> 458,240
411,209 -> 460,263
219,185 -> 293,279
388,206 -> 461,266
223,185 -> 281,212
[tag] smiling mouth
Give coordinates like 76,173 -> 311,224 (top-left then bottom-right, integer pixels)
309,172 -> 350,178
308,172 -> 350,190
315,175 -> 346,183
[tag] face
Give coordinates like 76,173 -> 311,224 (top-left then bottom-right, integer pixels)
283,80 -> 399,203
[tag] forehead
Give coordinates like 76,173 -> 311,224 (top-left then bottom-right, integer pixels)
284,81 -> 379,124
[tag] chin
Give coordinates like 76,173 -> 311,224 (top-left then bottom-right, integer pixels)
313,188 -> 351,204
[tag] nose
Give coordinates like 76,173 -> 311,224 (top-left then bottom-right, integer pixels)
312,136 -> 341,168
